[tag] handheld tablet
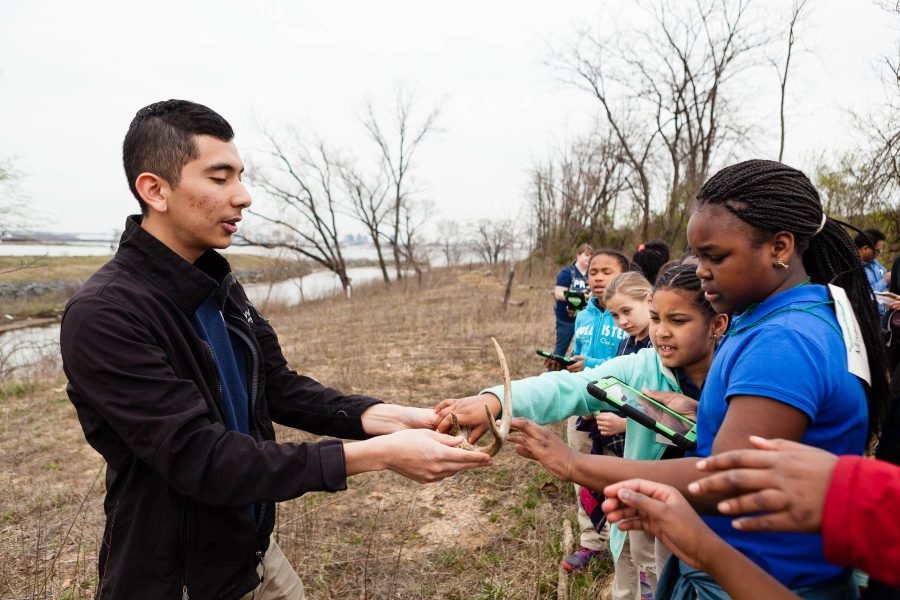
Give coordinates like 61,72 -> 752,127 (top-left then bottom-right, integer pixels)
586,376 -> 697,452
536,350 -> 576,366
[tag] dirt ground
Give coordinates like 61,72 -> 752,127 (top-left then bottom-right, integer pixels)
0,262 -> 613,599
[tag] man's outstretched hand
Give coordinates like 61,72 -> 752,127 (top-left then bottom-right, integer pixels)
361,404 -> 440,435
434,394 -> 502,443
344,429 -> 492,483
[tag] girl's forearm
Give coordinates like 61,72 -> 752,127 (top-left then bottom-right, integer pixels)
570,454 -> 725,514
699,537 -> 799,600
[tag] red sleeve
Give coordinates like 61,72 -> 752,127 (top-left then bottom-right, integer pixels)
822,455 -> 900,587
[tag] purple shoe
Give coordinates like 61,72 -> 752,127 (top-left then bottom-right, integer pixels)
561,546 -> 608,573
640,571 -> 653,600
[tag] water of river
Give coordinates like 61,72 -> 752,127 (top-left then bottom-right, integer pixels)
0,264 -> 397,374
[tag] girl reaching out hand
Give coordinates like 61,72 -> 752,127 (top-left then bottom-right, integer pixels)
508,159 -> 891,597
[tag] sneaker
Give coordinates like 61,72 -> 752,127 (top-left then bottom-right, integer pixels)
561,547 -> 608,573
640,571 -> 653,600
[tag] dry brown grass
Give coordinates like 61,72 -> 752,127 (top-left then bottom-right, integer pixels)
0,260 -> 613,599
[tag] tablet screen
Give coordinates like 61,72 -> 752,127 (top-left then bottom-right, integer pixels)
604,383 -> 694,436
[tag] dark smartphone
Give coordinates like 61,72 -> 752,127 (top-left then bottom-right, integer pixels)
536,350 -> 575,366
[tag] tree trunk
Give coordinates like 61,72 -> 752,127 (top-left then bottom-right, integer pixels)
337,270 -> 352,299
503,260 -> 516,309
373,236 -> 390,283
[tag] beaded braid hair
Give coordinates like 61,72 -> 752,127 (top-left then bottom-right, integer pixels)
654,264 -> 717,320
696,159 -> 890,444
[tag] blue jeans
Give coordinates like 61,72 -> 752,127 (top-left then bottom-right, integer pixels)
553,316 -> 575,356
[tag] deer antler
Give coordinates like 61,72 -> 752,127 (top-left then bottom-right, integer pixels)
448,337 -> 513,457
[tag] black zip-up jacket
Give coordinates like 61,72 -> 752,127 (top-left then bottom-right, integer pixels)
61,216 -> 381,600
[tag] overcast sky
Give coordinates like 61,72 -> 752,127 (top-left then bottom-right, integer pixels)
0,0 -> 896,236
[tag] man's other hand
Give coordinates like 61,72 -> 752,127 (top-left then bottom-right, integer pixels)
344,430 -> 493,483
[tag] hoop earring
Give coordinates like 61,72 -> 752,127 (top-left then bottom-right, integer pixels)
776,259 -> 789,269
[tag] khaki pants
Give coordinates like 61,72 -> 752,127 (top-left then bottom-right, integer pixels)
567,416 -> 610,551
612,530 -> 658,600
239,536 -> 306,600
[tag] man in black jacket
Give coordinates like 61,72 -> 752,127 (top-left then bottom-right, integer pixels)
60,100 -> 491,600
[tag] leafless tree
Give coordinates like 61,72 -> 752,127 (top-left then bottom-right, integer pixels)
469,219 -> 516,265
773,0 -> 810,162
398,198 -> 435,285
527,126 -> 630,254
0,156 -> 30,239
339,161 -> 392,282
436,219 -> 463,266
241,129 -> 354,298
840,1 -> 900,244
362,86 -> 441,281
552,0 -> 768,241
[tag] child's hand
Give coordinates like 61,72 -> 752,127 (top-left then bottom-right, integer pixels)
601,479 -> 725,572
567,356 -> 586,372
434,394 -> 502,443
597,413 -> 627,435
642,388 -> 699,421
544,357 -> 563,371
691,436 -> 837,534
507,417 -> 577,481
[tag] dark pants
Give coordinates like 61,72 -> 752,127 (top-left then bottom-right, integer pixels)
553,316 -> 575,356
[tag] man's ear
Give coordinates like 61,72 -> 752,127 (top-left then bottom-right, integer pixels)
135,172 -> 170,215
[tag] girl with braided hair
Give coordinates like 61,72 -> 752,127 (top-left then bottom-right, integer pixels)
491,159 -> 889,599
437,264 -> 729,598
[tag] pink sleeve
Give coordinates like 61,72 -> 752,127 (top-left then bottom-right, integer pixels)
822,455 -> 900,587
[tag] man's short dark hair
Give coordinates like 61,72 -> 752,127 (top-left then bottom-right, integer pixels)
122,100 -> 234,215
854,228 -> 886,250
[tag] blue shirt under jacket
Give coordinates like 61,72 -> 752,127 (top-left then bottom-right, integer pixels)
691,284 -> 867,590
863,258 -> 888,315
190,295 -> 250,436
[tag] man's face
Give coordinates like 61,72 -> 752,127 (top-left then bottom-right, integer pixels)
162,135 -> 251,259
859,241 -> 883,263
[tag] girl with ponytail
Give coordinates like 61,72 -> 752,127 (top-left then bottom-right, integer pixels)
492,160 -> 888,599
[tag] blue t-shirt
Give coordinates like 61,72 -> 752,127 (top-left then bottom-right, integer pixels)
555,264 -> 588,321
690,284 -> 867,590
190,295 -> 250,435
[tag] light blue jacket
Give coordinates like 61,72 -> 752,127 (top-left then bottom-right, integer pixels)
573,297 -> 627,368
864,259 -> 889,315
483,348 -> 681,559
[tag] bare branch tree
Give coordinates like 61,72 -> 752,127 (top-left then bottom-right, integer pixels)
436,219 -> 463,266
551,0 -> 769,242
774,0 -> 810,162
362,85 -> 441,281
0,156 -> 31,239
398,198 -> 435,285
241,128 -> 354,298
339,161 -> 392,282
469,219 -> 515,265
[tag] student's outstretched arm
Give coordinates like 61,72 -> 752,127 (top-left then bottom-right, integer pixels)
600,479 -> 799,600
507,392 -> 810,514
692,436 -> 900,587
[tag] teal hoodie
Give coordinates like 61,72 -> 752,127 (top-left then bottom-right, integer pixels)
573,297 -> 627,368
483,347 -> 682,559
